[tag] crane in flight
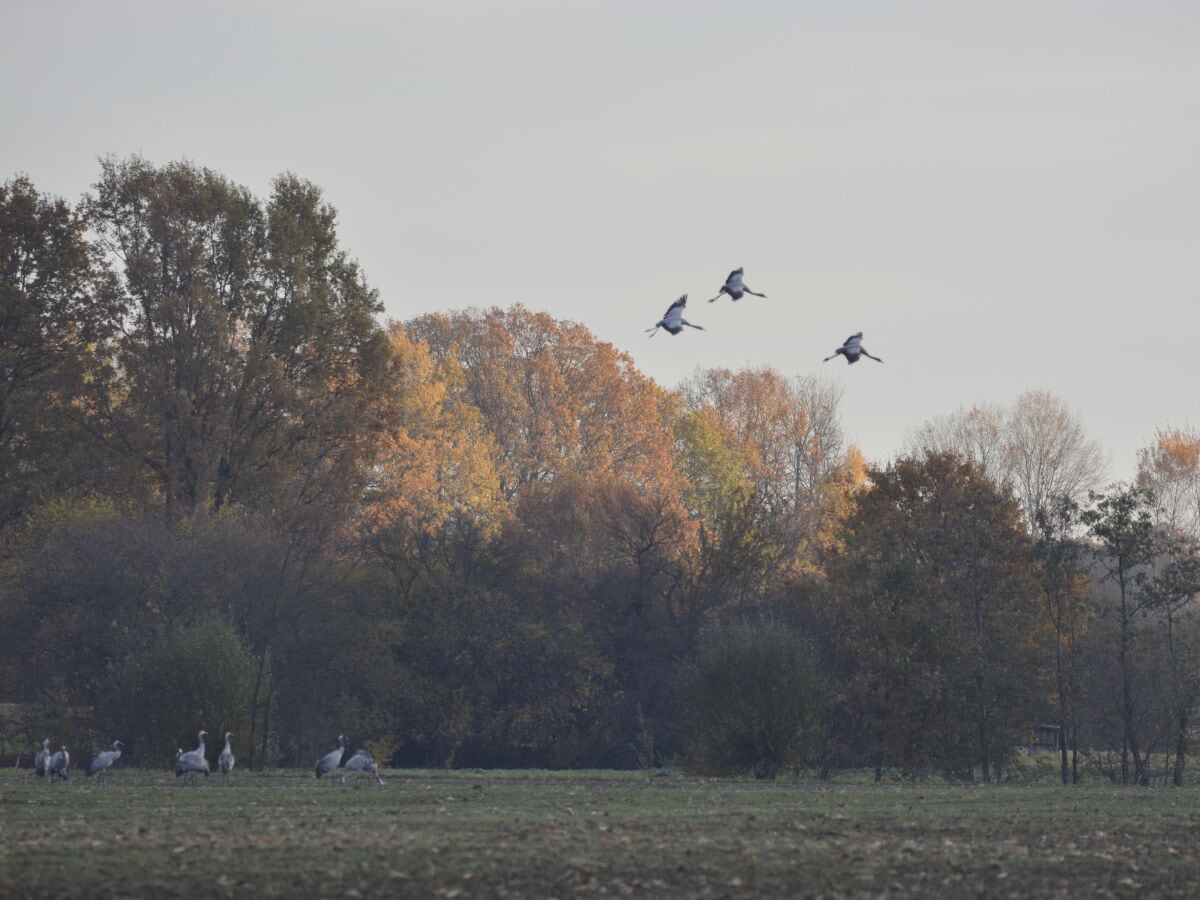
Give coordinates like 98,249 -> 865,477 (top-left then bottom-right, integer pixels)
824,332 -> 883,365
647,295 -> 704,337
707,268 -> 767,303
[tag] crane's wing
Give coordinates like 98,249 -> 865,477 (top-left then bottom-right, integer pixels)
661,295 -> 687,329
843,333 -> 863,352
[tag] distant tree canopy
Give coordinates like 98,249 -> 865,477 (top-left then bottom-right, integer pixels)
84,157 -> 399,538
2,159 -> 1197,782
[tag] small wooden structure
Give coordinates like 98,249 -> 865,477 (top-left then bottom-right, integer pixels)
1029,724 -> 1062,756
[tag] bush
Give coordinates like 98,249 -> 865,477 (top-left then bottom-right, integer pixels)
677,620 -> 830,779
104,619 -> 255,766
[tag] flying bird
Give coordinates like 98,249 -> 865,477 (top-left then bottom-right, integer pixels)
176,731 -> 210,778
341,749 -> 384,786
824,332 -> 883,365
34,739 -> 50,778
48,745 -> 69,782
707,268 -> 767,303
315,735 -> 346,779
86,740 -> 124,779
647,295 -> 704,337
219,732 -> 235,774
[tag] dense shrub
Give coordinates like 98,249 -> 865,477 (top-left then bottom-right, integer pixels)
678,620 -> 830,779
105,620 -> 255,766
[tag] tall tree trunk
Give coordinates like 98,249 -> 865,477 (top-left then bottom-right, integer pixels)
1119,567 -> 1134,785
1054,618 -> 1070,785
1173,707 -> 1188,786
975,596 -> 991,783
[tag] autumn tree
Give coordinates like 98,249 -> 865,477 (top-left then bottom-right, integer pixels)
677,367 -> 855,598
0,176 -> 123,528
364,326 -> 505,591
84,157 -> 398,539
824,452 -> 1048,780
1137,426 -> 1200,784
404,306 -> 677,499
371,309 -> 693,766
679,367 -> 845,520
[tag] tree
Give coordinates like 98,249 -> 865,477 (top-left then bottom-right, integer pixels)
1137,426 -> 1200,784
404,306 -> 677,500
1032,495 -> 1092,784
1081,486 -> 1158,784
1141,539 -> 1200,785
678,619 -> 830,778
907,391 -> 1106,529
106,619 -> 255,766
678,367 -> 845,522
824,452 -> 1048,780
84,156 -> 398,538
0,176 -> 123,529
364,326 -> 505,591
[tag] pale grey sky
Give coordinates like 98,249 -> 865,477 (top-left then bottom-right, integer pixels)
4,0 -> 1198,478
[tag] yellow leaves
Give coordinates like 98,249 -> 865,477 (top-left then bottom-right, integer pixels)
366,327 -> 504,547
1143,426 -> 1200,480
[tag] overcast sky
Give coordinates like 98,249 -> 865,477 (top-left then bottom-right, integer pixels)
4,0 -> 1198,479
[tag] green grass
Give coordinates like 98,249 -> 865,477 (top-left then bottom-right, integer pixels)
2,768 -> 1199,897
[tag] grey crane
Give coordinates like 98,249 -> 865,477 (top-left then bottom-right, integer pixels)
219,732 -> 235,774
707,268 -> 767,303
824,332 -> 883,365
34,739 -> 50,778
647,295 -> 704,337
85,740 -> 124,779
176,730 -> 210,778
48,745 -> 69,782
341,749 -> 384,786
315,735 -> 346,779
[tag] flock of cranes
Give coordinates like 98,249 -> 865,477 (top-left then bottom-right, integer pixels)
648,267 -> 884,365
25,733 -> 383,785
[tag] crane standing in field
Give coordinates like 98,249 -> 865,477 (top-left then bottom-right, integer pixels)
647,295 -> 704,337
824,332 -> 883,365
707,267 -> 768,303
48,745 -> 69,782
85,740 -> 124,780
219,732 -> 235,774
315,735 -> 346,779
341,749 -> 384,786
34,739 -> 50,778
176,731 -> 210,779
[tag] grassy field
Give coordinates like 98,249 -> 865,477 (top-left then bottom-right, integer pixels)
2,768 -> 1199,898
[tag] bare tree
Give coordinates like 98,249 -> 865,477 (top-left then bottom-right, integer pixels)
907,391 -> 1106,530
1007,391 -> 1108,529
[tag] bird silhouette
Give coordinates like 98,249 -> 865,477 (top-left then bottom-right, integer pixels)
707,268 -> 767,302
824,332 -> 882,365
647,295 -> 704,337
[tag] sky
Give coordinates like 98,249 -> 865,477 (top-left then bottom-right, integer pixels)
3,0 -> 1198,480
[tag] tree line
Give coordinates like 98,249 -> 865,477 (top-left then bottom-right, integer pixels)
2,158 -> 1198,782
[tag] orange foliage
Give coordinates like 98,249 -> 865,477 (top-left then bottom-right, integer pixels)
405,306 -> 680,499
